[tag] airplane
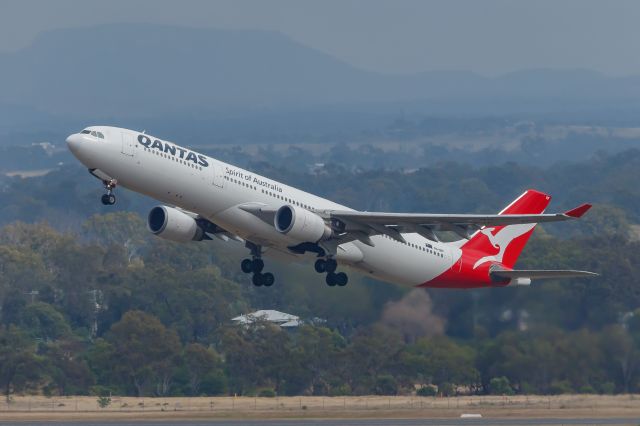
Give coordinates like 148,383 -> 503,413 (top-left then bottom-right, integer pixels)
66,126 -> 597,289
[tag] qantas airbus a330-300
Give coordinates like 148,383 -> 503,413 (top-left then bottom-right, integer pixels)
66,127 -> 597,288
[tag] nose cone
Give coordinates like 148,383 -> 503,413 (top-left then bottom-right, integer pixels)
66,133 -> 83,155
66,132 -> 96,168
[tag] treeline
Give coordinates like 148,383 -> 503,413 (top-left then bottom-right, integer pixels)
2,150 -> 640,398
4,312 -> 638,398
2,148 -> 640,231
1,216 -> 640,399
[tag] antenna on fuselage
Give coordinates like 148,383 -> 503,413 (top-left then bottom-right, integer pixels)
141,130 -> 146,134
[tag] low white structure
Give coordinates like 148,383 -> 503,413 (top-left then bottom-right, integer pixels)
232,310 -> 301,328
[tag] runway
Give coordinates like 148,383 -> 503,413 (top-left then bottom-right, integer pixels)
0,418 -> 638,426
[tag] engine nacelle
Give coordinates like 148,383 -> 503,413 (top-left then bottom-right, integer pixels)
147,206 -> 205,243
274,205 -> 332,243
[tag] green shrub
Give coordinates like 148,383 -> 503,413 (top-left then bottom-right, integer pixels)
258,388 -> 276,397
374,374 -> 398,395
598,381 -> 615,395
520,382 -> 536,394
549,380 -> 573,395
97,396 -> 111,408
329,384 -> 351,396
416,385 -> 437,397
578,384 -> 596,394
489,376 -> 514,395
438,382 -> 455,396
199,371 -> 228,396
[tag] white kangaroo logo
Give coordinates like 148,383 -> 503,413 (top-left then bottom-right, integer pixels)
472,223 -> 536,269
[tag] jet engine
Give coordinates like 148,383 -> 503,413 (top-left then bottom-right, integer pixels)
274,205 -> 332,243
147,206 -> 205,243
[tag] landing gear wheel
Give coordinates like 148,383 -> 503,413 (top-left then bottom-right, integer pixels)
314,259 -> 326,273
101,193 -> 116,205
262,272 -> 275,287
325,258 -> 337,274
335,272 -> 348,287
252,258 -> 264,273
241,259 -> 253,273
252,273 -> 264,287
100,179 -> 117,205
326,273 -> 337,287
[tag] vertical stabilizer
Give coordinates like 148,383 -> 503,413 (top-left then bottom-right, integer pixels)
462,189 -> 551,269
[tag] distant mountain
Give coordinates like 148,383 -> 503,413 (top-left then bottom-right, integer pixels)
2,24 -> 640,120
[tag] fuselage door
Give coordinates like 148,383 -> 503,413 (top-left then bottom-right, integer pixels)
121,132 -> 135,157
212,162 -> 224,188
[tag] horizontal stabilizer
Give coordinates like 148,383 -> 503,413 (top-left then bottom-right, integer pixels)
491,269 -> 598,281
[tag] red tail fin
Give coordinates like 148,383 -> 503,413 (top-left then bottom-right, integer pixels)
463,189 -> 551,269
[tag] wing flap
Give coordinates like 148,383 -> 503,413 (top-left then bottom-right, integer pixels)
490,269 -> 598,280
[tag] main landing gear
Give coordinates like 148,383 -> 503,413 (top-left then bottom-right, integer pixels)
100,179 -> 117,205
241,243 -> 275,287
314,258 -> 348,287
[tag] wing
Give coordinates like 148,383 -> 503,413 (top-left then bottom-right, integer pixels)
329,203 -> 592,244
237,201 -> 592,246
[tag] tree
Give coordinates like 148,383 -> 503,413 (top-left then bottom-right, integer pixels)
184,343 -> 222,396
295,325 -> 346,395
340,325 -> 404,394
82,212 -> 147,255
401,336 -> 479,393
106,311 -> 181,396
218,325 -> 260,395
85,338 -> 119,393
41,340 -> 94,395
600,325 -> 639,393
218,321 -> 294,395
0,326 -> 42,402
21,302 -> 72,340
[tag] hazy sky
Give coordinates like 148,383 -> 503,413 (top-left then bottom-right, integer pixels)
1,0 -> 639,76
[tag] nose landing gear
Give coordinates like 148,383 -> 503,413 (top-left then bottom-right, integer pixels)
100,179 -> 117,205
315,258 -> 348,286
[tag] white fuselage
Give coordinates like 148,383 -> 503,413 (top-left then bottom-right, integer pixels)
67,126 -> 461,287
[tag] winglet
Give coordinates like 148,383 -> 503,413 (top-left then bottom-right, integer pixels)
564,203 -> 592,218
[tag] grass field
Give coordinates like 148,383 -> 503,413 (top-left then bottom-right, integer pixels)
1,394 -> 639,421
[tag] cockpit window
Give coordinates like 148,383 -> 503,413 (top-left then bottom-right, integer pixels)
80,129 -> 104,139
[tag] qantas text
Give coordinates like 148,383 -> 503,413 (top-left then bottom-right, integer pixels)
137,135 -> 209,167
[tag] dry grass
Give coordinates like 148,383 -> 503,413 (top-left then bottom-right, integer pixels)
0,394 -> 639,421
